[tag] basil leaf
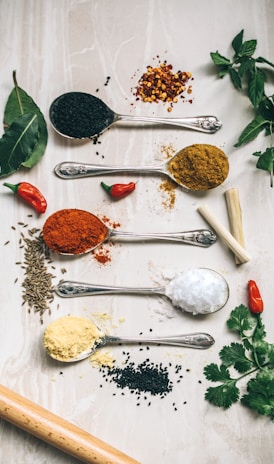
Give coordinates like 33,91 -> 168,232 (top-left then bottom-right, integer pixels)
256,147 -> 274,173
256,56 -> 274,69
239,39 -> 257,57
0,113 -> 39,177
232,30 -> 244,54
3,80 -> 47,168
234,114 -> 267,147
210,52 -> 231,66
229,68 -> 242,89
248,71 -> 265,107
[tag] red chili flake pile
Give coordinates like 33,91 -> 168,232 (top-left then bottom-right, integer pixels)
133,60 -> 193,111
92,216 -> 121,265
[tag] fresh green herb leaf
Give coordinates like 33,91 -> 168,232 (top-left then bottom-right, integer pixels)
241,368 -> 274,420
255,147 -> 274,173
204,304 -> 274,420
3,71 -> 48,168
210,52 -> 231,66
210,30 -> 274,186
220,342 -> 253,372
205,382 -> 239,409
232,30 -> 243,54
204,363 -> 231,382
234,114 -> 267,147
0,113 -> 39,177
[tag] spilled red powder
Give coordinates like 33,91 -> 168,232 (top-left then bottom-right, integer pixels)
92,216 -> 121,265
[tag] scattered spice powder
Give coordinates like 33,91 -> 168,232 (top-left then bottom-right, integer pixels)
133,59 -> 193,111
159,143 -> 177,209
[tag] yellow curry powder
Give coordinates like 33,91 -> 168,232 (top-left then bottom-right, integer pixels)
167,144 -> 229,191
44,315 -> 104,361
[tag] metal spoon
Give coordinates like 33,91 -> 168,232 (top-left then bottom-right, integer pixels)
44,317 -> 215,363
49,92 -> 222,139
55,268 -> 229,316
54,144 -> 229,191
43,209 -> 217,255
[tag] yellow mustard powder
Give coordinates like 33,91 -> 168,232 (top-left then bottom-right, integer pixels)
44,315 -> 104,361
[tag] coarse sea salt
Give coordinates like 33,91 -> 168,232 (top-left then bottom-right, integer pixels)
165,268 -> 228,315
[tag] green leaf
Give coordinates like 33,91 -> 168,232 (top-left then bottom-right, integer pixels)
205,382 -> 239,409
256,56 -> 274,69
238,56 -> 255,78
203,363 -> 231,382
256,147 -> 274,173
229,68 -> 242,89
3,74 -> 47,168
241,368 -> 274,419
234,114 -> 267,147
220,342 -> 253,372
0,113 -> 39,177
239,39 -> 257,57
232,30 -> 244,54
248,71 -> 265,107
226,305 -> 255,333
210,52 -> 231,66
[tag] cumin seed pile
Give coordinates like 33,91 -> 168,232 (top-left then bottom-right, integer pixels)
17,226 -> 58,323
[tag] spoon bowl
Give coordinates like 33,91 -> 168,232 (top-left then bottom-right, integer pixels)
54,143 -> 229,191
43,315 -> 215,363
49,92 -> 222,139
55,268 -> 229,316
42,208 -> 217,255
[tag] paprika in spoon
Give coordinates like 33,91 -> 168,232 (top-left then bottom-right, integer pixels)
42,208 -> 217,255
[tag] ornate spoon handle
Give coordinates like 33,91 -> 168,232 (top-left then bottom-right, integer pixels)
55,280 -> 165,298
104,332 -> 215,349
109,228 -> 216,247
117,114 -> 222,133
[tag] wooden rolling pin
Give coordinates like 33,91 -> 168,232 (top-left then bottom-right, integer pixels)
0,384 -> 140,464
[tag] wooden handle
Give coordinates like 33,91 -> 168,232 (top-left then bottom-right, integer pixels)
0,384 -> 140,464
225,188 -> 245,264
197,204 -> 251,264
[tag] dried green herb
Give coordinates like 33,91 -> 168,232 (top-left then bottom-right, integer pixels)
3,71 -> 48,168
210,29 -> 274,186
0,113 -> 39,176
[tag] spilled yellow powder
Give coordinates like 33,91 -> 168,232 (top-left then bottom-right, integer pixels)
89,350 -> 115,368
44,315 -> 104,361
159,143 -> 177,209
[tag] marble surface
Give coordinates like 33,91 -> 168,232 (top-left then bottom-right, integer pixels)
1,0 -> 274,463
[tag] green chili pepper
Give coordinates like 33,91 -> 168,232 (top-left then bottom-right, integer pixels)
101,181 -> 136,199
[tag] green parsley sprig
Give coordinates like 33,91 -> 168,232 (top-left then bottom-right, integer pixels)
204,304 -> 274,420
210,29 -> 274,186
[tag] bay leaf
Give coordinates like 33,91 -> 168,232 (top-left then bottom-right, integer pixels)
0,113 -> 39,177
3,77 -> 47,168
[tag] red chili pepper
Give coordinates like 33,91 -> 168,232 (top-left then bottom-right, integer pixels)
101,181 -> 136,199
248,280 -> 264,314
3,182 -> 47,214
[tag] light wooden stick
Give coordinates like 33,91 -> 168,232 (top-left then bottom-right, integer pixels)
0,384 -> 140,464
225,188 -> 245,264
197,204 -> 251,264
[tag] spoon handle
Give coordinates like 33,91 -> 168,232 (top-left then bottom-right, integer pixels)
105,332 -> 215,349
54,162 -> 163,179
118,114 -> 222,134
55,280 -> 165,297
109,228 -> 216,247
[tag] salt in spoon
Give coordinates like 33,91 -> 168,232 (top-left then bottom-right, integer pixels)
54,143 -> 229,191
49,92 -> 222,139
43,316 -> 215,363
55,268 -> 229,316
